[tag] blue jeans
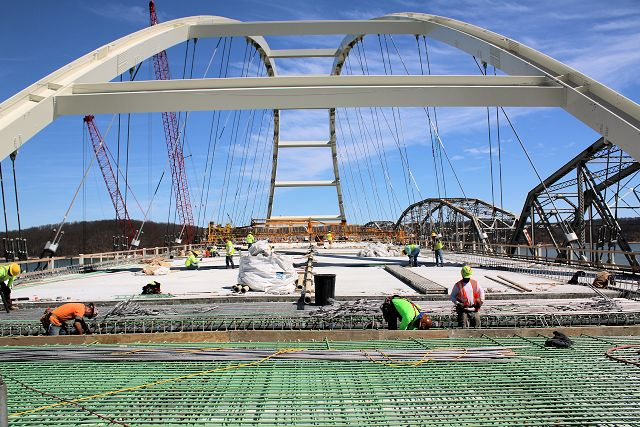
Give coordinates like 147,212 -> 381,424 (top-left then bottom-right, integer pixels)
408,248 -> 420,267
435,249 -> 444,266
47,324 -> 67,336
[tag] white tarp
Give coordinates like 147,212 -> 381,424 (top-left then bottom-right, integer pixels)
357,243 -> 403,257
238,252 -> 297,294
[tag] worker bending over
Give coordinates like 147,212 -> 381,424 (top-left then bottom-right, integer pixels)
381,295 -> 432,330
45,302 -> 97,335
402,243 -> 421,267
450,265 -> 485,328
0,263 -> 20,310
225,239 -> 237,269
185,250 -> 200,270
246,232 -> 255,249
432,232 -> 444,267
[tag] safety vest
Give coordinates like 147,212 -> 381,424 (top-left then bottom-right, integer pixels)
226,241 -> 236,256
185,253 -> 198,267
434,240 -> 443,250
405,244 -> 419,253
327,232 -> 333,241
455,279 -> 480,307
246,234 -> 255,244
0,266 -> 14,289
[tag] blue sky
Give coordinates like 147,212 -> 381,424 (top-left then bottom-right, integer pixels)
1,0 -> 639,231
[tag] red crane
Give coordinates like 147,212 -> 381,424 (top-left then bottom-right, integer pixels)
149,0 -> 195,243
83,115 -> 137,245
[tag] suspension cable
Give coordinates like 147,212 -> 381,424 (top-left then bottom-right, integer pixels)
422,36 -> 447,197
354,39 -> 403,216
416,35 -> 442,200
494,66 -> 505,210
0,161 -> 8,239
196,37 -> 223,229
9,152 -> 22,238
481,61 -> 496,210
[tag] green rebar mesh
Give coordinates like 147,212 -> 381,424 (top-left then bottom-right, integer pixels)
1,336 -> 639,426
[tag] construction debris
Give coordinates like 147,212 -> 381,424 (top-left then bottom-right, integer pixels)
140,257 -> 172,276
357,243 -> 402,257
102,300 -> 163,317
310,298 -> 381,319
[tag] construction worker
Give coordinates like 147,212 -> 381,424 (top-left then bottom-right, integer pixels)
402,243 -> 421,267
326,231 -> 333,247
432,232 -> 444,267
0,263 -> 20,310
381,295 -> 432,330
225,239 -> 236,269
185,250 -> 199,270
246,232 -> 255,249
450,265 -> 485,328
45,302 -> 97,335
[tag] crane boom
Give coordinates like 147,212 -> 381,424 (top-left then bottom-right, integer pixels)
83,115 -> 137,245
149,0 -> 195,243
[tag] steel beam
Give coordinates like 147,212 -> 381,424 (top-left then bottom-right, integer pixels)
278,140 -> 332,148
55,76 -> 563,115
274,180 -> 336,187
269,49 -> 337,58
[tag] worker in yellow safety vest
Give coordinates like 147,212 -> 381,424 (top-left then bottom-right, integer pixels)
246,232 -> 255,249
0,263 -> 20,310
450,265 -> 485,328
225,240 -> 237,269
381,296 -> 432,330
432,232 -> 444,267
326,231 -> 333,247
402,244 -> 420,267
185,251 -> 200,270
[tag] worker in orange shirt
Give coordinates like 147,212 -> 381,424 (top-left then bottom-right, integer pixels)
44,302 -> 97,335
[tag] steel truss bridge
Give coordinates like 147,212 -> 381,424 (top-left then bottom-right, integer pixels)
1,12 -> 639,269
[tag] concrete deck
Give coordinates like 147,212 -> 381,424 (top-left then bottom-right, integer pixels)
10,249 -> 611,304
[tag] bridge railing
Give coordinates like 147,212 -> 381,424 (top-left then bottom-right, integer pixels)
13,244 -> 205,283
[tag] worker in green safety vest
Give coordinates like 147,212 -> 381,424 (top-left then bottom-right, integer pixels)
381,295 -> 432,330
402,244 -> 421,267
0,263 -> 20,310
432,232 -> 444,267
225,240 -> 237,269
185,251 -> 200,270
246,232 -> 255,249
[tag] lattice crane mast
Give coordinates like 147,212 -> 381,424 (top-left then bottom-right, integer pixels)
149,0 -> 195,243
83,115 -> 138,247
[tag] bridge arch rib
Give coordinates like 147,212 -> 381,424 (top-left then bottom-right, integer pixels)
1,13 -> 639,164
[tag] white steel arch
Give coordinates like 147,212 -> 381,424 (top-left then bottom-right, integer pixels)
1,13 -> 639,226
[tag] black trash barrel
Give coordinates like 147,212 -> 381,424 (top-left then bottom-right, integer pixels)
314,273 -> 336,305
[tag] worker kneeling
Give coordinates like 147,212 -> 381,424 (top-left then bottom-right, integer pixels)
450,265 -> 485,328
44,302 -> 97,336
381,295 -> 432,330
185,250 -> 200,270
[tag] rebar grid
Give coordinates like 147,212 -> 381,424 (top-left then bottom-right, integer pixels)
1,336 -> 640,426
3,312 -> 640,336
